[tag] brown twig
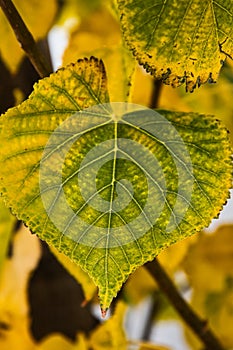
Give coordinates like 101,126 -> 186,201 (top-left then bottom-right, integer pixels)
0,0 -> 51,78
145,259 -> 225,350
149,79 -> 163,109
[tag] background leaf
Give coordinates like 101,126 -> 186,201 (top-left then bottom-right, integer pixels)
118,0 -> 233,91
63,7 -> 135,101
0,57 -> 232,312
183,225 -> 233,349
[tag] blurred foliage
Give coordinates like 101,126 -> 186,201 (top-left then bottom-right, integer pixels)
183,225 -> 233,349
63,6 -> 135,101
0,0 -> 232,349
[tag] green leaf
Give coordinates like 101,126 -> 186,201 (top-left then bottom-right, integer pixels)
117,0 -> 233,92
0,57 -> 232,311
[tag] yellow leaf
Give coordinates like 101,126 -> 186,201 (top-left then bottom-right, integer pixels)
38,333 -> 88,350
184,225 -> 233,293
118,0 -> 233,91
158,235 -> 197,275
129,65 -> 154,107
0,0 -> 57,71
63,7 -> 135,101
124,266 -> 157,304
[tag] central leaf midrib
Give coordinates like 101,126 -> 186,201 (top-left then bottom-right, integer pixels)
107,121 -> 118,235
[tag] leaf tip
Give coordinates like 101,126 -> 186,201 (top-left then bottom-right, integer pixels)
81,299 -> 88,308
101,308 -> 108,319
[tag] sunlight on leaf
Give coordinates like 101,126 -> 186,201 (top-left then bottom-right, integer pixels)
0,0 -> 57,71
118,0 -> 233,91
0,57 -> 232,311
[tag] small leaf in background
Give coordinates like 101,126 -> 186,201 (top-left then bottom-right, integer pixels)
0,57 -> 232,311
157,235 -> 197,275
0,0 -> 57,72
117,0 -> 233,91
63,7 -> 135,101
184,225 -> 233,293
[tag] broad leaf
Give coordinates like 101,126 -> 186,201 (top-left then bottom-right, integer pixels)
117,0 -> 233,92
0,0 -> 57,71
0,57 -> 232,310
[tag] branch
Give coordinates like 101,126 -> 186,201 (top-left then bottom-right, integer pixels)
0,0 -> 51,78
145,259 -> 225,350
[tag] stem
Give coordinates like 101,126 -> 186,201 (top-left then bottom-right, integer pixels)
149,79 -> 163,109
0,0 -> 51,78
145,259 -> 225,350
